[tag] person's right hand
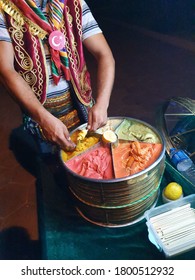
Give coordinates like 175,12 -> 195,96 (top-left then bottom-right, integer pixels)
39,114 -> 76,151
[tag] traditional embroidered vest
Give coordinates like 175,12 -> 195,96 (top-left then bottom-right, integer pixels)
0,0 -> 92,106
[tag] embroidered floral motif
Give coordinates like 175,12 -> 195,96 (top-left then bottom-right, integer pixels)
2,0 -> 92,106
0,0 -> 47,39
74,0 -> 82,38
9,17 -> 45,101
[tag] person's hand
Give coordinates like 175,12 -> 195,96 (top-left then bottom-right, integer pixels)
87,103 -> 108,131
39,114 -> 76,151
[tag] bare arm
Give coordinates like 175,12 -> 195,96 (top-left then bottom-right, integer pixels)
83,33 -> 115,131
0,41 -> 75,151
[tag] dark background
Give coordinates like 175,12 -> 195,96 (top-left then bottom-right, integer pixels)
86,0 -> 195,41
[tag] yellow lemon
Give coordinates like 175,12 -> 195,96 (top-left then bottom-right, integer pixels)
163,182 -> 183,200
102,130 -> 118,143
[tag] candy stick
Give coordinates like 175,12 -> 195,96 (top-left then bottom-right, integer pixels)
164,233 -> 195,249
151,207 -> 194,226
151,207 -> 195,224
161,225 -> 195,240
162,227 -> 195,243
149,204 -> 191,223
149,204 -> 195,254
157,217 -> 195,236
155,215 -> 195,235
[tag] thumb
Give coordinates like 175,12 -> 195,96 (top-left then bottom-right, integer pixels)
87,111 -> 92,130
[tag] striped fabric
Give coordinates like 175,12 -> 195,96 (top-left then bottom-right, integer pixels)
25,0 -> 70,84
48,0 -> 70,82
25,0 -> 47,21
48,0 -> 64,27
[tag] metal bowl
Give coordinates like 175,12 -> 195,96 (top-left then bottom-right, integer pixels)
60,117 -> 166,227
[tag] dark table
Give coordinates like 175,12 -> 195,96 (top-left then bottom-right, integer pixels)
36,156 -> 195,260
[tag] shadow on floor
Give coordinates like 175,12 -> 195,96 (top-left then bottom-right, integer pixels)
0,227 -> 41,260
9,125 -> 39,177
9,125 -> 68,182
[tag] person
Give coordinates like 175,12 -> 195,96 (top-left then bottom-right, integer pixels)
0,0 -> 115,154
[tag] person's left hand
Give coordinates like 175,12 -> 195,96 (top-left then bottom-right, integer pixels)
87,103 -> 107,131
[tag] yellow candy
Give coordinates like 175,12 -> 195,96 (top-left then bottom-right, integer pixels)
164,182 -> 183,200
77,129 -> 88,141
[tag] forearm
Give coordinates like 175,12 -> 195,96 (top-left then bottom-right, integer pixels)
95,53 -> 115,109
83,33 -> 115,130
84,33 -> 115,110
0,69 -> 50,127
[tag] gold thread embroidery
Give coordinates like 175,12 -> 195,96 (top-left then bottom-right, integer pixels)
32,36 -> 44,99
44,91 -> 71,104
9,20 -> 33,70
63,1 -> 92,106
9,17 -> 44,101
74,0 -> 82,38
66,6 -> 73,27
79,65 -> 91,93
0,0 -> 48,39
59,109 -> 80,129
70,71 -> 91,106
64,2 -> 81,80
39,40 -> 49,104
64,6 -> 78,76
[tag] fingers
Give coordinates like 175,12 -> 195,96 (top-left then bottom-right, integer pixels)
40,122 -> 76,151
59,135 -> 76,151
87,109 -> 99,131
87,110 -> 92,130
87,107 -> 107,131
56,126 -> 76,151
